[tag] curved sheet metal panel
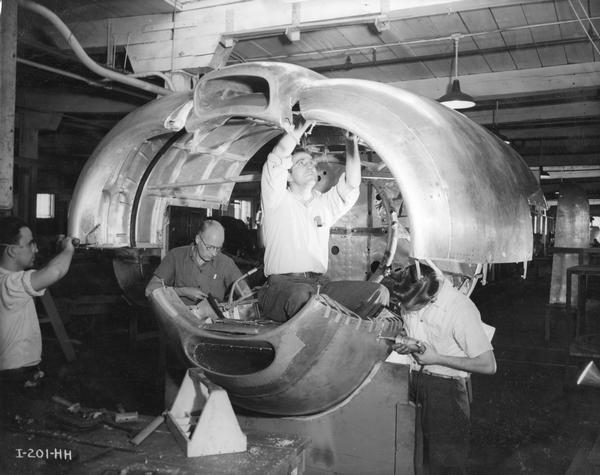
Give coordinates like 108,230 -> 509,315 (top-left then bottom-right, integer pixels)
69,62 -> 543,266
149,287 -> 402,416
69,91 -> 193,246
67,61 -> 546,417
549,183 -> 590,304
68,92 -> 280,247
298,79 -> 543,263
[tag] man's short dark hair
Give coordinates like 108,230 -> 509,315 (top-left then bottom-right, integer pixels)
0,216 -> 28,255
392,263 -> 440,312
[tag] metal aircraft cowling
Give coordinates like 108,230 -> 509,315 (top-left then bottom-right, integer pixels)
69,62 -> 544,416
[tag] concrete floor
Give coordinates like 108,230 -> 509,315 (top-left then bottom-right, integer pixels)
2,263 -> 600,474
469,265 -> 600,474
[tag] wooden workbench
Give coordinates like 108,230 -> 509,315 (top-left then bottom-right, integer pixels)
2,415 -> 308,475
566,265 -> 600,337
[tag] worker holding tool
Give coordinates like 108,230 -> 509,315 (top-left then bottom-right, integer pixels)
389,263 -> 496,475
145,219 -> 251,306
0,217 -> 76,396
258,121 -> 389,322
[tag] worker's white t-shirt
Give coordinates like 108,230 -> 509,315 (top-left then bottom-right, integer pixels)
402,279 -> 494,379
0,267 -> 45,370
261,152 -> 359,276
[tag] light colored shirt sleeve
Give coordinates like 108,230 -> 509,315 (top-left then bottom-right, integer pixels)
322,177 -> 360,223
452,298 -> 494,358
1,270 -> 45,308
261,152 -> 293,210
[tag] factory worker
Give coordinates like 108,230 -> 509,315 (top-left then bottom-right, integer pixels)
391,263 -> 496,475
145,219 -> 250,305
258,123 -> 389,322
0,217 -> 75,389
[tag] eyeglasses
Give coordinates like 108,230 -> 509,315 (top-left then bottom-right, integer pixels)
197,234 -> 222,252
0,239 -> 37,249
291,157 -> 316,170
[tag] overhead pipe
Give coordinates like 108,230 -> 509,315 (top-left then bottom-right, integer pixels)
130,71 -> 176,92
17,57 -> 153,101
245,16 -> 600,63
312,37 -> 593,73
18,0 -> 173,97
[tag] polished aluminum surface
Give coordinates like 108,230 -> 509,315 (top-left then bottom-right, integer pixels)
549,184 -> 590,304
70,62 -> 543,270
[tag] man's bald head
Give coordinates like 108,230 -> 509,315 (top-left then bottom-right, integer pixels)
198,219 -> 223,235
195,219 -> 224,262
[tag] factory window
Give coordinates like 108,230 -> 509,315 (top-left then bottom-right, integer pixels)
233,199 -> 253,225
36,193 -> 55,219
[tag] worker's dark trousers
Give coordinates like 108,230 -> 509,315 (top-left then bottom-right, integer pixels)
411,371 -> 471,475
258,273 -> 389,322
0,365 -> 46,420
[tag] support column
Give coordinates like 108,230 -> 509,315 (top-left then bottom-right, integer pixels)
17,118 -> 39,229
0,0 -> 18,211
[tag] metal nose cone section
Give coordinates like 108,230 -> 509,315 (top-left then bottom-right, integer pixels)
69,62 -> 543,266
68,62 -> 545,416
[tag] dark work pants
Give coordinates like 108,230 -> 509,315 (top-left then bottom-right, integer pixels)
0,365 -> 46,422
410,371 -> 471,475
258,274 -> 390,322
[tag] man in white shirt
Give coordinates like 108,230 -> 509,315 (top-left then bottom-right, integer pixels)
259,124 -> 389,322
0,217 -> 75,389
392,263 -> 496,475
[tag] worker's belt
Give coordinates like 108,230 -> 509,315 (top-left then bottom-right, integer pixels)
277,272 -> 323,279
415,369 -> 467,381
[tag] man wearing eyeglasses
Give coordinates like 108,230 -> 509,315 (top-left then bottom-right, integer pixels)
0,216 -> 75,387
259,124 -> 389,322
145,219 -> 250,305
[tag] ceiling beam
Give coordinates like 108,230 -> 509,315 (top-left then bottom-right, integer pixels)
35,0 -> 554,72
388,62 -> 600,100
466,100 -> 600,125
312,37 -> 592,74
505,125 -> 600,140
520,153 -> 600,167
46,0 -> 549,48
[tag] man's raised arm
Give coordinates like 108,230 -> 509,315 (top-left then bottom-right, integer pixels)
261,122 -> 313,208
344,133 -> 361,190
30,237 -> 75,292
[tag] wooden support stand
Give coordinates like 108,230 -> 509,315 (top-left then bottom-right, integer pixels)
166,368 -> 247,457
38,290 -> 76,362
566,265 -> 600,340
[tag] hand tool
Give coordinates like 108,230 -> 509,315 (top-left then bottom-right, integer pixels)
377,335 -> 426,354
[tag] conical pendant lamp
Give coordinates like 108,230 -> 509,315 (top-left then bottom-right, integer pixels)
438,36 -> 475,110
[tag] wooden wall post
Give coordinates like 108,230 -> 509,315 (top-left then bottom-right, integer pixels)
17,114 -> 40,230
0,0 -> 18,211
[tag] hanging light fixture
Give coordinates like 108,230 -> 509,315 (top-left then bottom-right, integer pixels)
438,35 -> 476,110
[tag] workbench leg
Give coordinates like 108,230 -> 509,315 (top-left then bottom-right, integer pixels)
576,275 -> 585,339
544,307 -> 551,344
40,290 -> 76,362
129,309 -> 138,352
